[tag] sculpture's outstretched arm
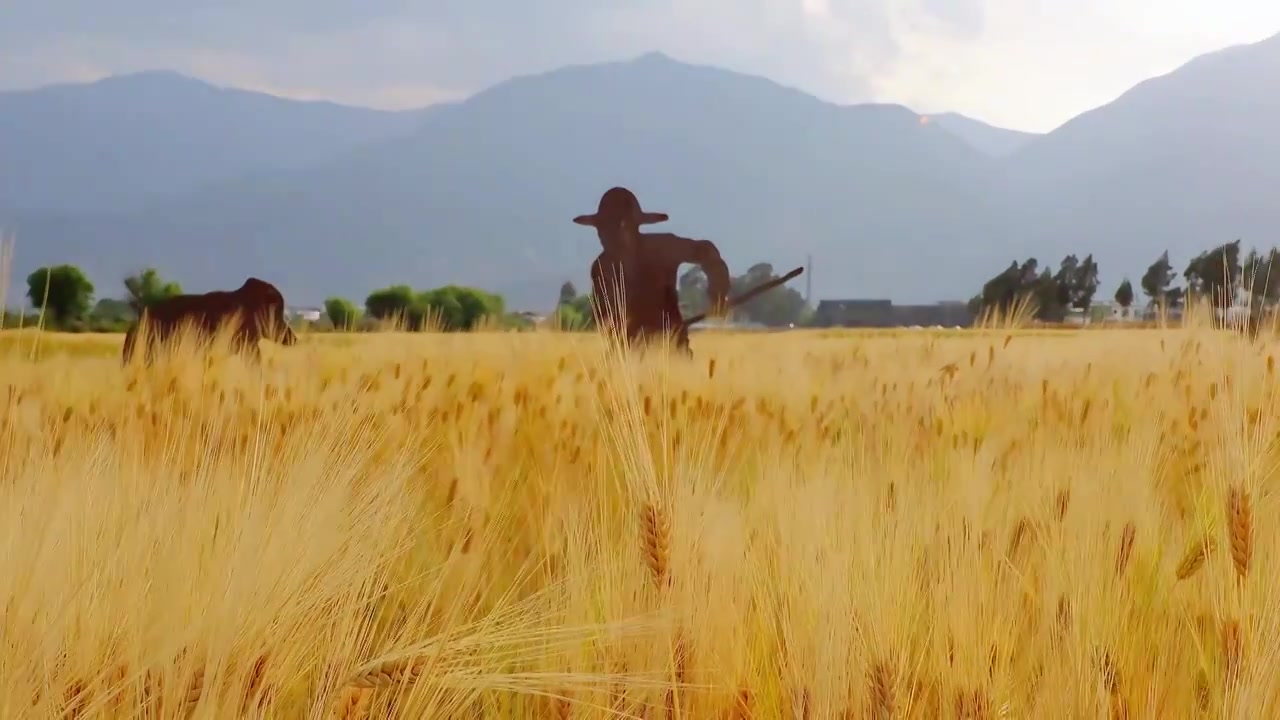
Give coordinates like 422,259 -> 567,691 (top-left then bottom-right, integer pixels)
649,234 -> 731,317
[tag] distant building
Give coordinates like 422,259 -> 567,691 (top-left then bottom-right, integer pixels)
1141,303 -> 1184,322
1099,302 -> 1141,322
287,306 -> 323,322
689,317 -> 768,331
813,299 -> 893,327
1062,308 -> 1087,326
813,299 -> 974,328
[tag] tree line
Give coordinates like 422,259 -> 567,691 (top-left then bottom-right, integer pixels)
53,245 -> 1267,333
11,265 -> 516,332
969,239 -> 1280,322
14,259 -> 814,334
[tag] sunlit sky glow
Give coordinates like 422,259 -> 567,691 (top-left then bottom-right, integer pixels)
3,0 -> 1279,132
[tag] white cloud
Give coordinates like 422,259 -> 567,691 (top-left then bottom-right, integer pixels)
875,0 -> 1280,130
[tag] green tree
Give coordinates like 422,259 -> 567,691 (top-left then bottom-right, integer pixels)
554,302 -> 587,329
678,266 -> 709,317
123,268 -> 182,314
365,285 -> 416,321
1241,247 -> 1280,305
1184,239 -> 1242,312
1051,253 -> 1099,312
416,287 -> 464,329
324,297 -> 359,329
1259,249 -> 1280,306
1073,254 -> 1100,312
418,286 -> 507,331
974,257 -> 1084,322
1053,255 -> 1079,309
1141,251 -> 1180,309
568,294 -> 596,330
558,281 -> 578,306
555,280 -> 585,329
1032,267 -> 1066,322
680,262 -> 808,327
476,288 -> 505,319
88,298 -> 135,331
730,263 -> 808,326
93,297 -> 134,320
1114,278 -> 1134,308
26,265 -> 95,326
976,260 -> 1031,317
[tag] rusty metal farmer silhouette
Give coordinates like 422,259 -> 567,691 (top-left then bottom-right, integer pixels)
574,186 -> 731,354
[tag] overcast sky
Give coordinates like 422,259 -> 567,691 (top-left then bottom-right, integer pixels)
2,0 -> 1278,132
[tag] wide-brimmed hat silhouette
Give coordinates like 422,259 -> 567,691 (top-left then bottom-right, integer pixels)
573,186 -> 669,228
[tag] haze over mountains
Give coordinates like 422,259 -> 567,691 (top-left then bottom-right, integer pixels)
3,33 -> 1280,310
0,72 -> 433,215
926,113 -> 1037,157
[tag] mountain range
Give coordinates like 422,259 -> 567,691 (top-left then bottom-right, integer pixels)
3,33 -> 1280,311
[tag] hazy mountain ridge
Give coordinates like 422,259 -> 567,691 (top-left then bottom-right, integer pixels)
928,112 -> 1038,157
991,31 -> 1280,290
6,34 -> 1280,310
5,52 -> 997,308
0,71 -> 434,215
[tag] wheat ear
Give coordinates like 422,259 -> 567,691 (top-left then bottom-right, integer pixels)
1226,486 -> 1253,580
1222,618 -> 1243,686
731,688 -> 754,719
347,657 -> 426,689
1007,517 -> 1032,559
1116,522 -> 1136,576
1175,536 -> 1215,581
867,660 -> 896,719
330,686 -> 374,720
641,501 -> 671,590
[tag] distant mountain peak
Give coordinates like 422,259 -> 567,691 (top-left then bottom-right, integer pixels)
632,50 -> 676,64
90,69 -> 209,89
108,69 -> 194,81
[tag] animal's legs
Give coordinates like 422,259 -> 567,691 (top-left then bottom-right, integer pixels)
122,326 -> 137,366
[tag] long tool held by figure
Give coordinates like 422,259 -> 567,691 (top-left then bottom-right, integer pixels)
681,266 -> 805,327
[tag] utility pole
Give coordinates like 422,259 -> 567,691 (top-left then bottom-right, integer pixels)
805,254 -> 813,306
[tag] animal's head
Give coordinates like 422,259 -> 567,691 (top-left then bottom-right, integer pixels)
574,186 -> 667,255
237,277 -> 298,345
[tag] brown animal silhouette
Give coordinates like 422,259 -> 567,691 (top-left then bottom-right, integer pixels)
122,277 -> 298,365
574,186 -> 731,355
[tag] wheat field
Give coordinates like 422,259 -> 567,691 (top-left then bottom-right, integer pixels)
1,322 -> 1278,719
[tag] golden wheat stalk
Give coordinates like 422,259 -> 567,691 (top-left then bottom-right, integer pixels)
1222,618 -> 1243,686
1175,536 -> 1215,581
954,687 -> 991,719
238,653 -> 271,713
1109,691 -> 1131,720
1195,669 -> 1211,711
1226,486 -> 1253,580
1007,517 -> 1032,559
641,501 -> 671,590
867,660 -> 896,719
1056,595 -> 1073,638
1055,488 -> 1071,521
552,692 -> 572,720
1095,649 -> 1121,695
1116,522 -> 1136,576
331,685 -> 374,720
347,656 -> 426,689
656,629 -> 691,718
730,687 -> 754,720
